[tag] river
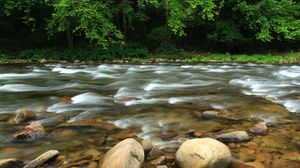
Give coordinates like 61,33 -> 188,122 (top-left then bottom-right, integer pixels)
0,63 -> 299,167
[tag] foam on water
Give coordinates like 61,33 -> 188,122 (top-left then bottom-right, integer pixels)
71,92 -> 111,105
283,100 -> 300,113
0,83 -> 78,92
144,83 -> 200,91
0,73 -> 42,79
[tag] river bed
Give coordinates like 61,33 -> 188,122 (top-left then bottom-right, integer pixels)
0,63 -> 299,167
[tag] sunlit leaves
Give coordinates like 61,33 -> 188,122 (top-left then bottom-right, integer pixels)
47,0 -> 123,47
237,0 -> 300,42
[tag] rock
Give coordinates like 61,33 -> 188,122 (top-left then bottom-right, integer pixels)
147,147 -> 164,160
156,165 -> 168,168
215,131 -> 250,143
109,133 -> 137,140
39,59 -> 47,64
272,159 -> 300,168
156,132 -> 177,140
280,152 -> 300,160
176,138 -> 232,168
13,122 -> 46,141
254,152 -> 271,168
238,148 -> 256,162
101,138 -> 144,168
245,162 -> 265,168
59,96 -> 72,104
58,119 -> 103,127
0,114 -> 11,122
0,159 -> 23,168
13,109 -> 37,124
184,129 -> 204,137
141,139 -> 153,154
202,110 -> 230,119
150,156 -> 166,166
230,162 -> 254,168
202,111 -> 221,118
249,122 -> 267,134
24,150 -> 59,168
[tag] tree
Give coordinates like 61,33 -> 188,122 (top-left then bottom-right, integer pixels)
138,0 -> 217,36
47,0 -> 123,48
237,0 -> 300,42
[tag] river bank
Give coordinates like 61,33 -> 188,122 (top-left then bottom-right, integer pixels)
0,52 -> 300,65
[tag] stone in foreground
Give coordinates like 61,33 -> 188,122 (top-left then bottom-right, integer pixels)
215,131 -> 250,143
141,139 -> 153,154
101,138 -> 144,168
24,150 -> 59,168
0,158 -> 23,168
176,138 -> 232,168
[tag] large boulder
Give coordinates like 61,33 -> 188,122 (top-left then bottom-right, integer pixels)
176,138 -> 232,168
101,138 -> 144,168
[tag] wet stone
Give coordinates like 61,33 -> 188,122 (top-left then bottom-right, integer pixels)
13,122 -> 46,141
108,133 -> 137,140
244,162 -> 265,168
147,147 -> 164,160
176,138 -> 232,168
215,131 -> 250,143
249,122 -> 267,134
13,109 -> 37,124
0,158 -> 23,168
150,156 -> 166,166
142,139 -> 153,154
156,132 -> 177,140
58,119 -> 103,127
24,150 -> 60,168
238,148 -> 256,162
101,138 -> 144,168
156,165 -> 168,168
230,162 -> 255,168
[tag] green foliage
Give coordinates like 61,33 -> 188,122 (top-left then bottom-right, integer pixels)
208,20 -> 247,44
237,0 -> 300,42
138,0 -> 217,36
0,0 -> 299,56
47,0 -> 123,47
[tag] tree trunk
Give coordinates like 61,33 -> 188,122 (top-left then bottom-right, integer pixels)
122,10 -> 127,41
66,30 -> 74,49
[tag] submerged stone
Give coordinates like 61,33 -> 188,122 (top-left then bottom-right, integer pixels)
249,122 -> 267,134
13,122 -> 46,141
215,131 -> 250,143
13,109 -> 37,124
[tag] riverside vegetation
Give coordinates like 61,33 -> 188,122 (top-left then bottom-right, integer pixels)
0,0 -> 299,63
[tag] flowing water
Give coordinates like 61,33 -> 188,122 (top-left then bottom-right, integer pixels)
0,63 -> 299,165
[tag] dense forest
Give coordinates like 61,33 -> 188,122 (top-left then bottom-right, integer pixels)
0,0 -> 299,59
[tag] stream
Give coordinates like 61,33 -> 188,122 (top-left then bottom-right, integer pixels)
0,63 -> 299,167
